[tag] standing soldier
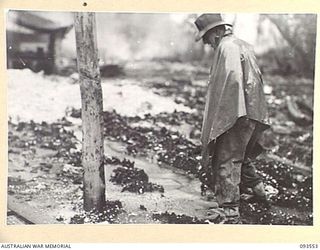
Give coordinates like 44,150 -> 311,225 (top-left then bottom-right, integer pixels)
195,14 -> 271,223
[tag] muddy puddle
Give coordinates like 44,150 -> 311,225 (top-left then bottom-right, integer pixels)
103,139 -> 216,223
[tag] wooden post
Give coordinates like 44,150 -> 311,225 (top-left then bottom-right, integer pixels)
74,12 -> 106,212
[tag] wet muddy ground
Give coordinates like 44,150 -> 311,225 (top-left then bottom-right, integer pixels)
7,61 -> 313,225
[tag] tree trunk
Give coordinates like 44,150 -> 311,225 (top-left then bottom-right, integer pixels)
266,15 -> 312,75
74,12 -> 106,212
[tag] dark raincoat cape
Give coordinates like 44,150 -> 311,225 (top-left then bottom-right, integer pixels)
201,34 -> 270,170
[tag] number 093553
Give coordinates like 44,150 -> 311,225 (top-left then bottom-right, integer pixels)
300,244 -> 318,248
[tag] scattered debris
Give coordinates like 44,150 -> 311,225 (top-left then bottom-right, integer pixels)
152,212 -> 208,224
10,120 -> 77,152
109,157 -> 164,194
139,205 -> 147,211
102,110 -> 201,176
70,200 -> 123,224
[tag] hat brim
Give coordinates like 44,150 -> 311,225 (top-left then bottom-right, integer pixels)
195,21 -> 232,42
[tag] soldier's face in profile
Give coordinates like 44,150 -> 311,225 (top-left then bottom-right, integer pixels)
203,29 -> 218,48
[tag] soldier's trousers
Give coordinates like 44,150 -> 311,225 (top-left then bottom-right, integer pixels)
210,117 -> 263,208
